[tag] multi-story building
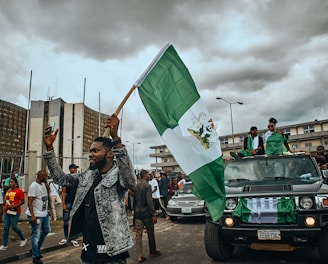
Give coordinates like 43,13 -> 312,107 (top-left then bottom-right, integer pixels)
150,119 -> 328,173
149,145 -> 182,175
0,100 -> 27,176
29,98 -> 109,172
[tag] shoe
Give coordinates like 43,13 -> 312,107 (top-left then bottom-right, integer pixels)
58,238 -> 68,245
149,250 -> 161,257
71,240 -> 79,247
20,238 -> 27,247
138,256 -> 147,263
33,258 -> 43,264
0,245 -> 8,250
53,217 -> 58,221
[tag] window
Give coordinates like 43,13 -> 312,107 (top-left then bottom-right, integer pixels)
305,143 -> 312,148
283,128 -> 291,136
303,125 -> 315,134
221,138 -> 228,145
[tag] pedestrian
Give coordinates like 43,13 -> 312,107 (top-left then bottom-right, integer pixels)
43,114 -> 137,264
134,169 -> 161,263
158,172 -> 169,219
149,171 -> 167,217
49,179 -> 61,221
25,170 -> 52,264
58,163 -> 79,247
3,169 -> 20,194
0,177 -> 27,250
0,181 -> 4,222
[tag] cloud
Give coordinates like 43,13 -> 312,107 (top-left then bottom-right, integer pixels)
0,0 -> 327,169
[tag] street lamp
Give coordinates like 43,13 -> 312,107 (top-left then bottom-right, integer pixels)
216,97 -> 243,152
68,136 -> 81,163
126,141 -> 141,165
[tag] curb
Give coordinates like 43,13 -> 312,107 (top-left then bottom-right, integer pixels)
3,242 -> 71,263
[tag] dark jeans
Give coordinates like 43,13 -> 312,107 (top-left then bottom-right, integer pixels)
135,217 -> 156,258
63,203 -> 73,238
3,213 -> 25,245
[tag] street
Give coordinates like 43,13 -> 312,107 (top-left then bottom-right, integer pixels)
14,217 -> 320,264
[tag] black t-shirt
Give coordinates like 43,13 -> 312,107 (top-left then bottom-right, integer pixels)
81,173 -> 129,262
65,177 -> 79,204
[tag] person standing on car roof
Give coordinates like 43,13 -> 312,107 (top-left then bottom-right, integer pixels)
264,117 -> 292,155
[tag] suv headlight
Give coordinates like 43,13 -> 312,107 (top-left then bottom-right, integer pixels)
225,198 -> 237,210
168,199 -> 176,206
198,200 -> 204,206
299,196 -> 314,209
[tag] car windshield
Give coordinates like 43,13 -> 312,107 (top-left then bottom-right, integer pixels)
225,156 -> 319,182
177,183 -> 194,194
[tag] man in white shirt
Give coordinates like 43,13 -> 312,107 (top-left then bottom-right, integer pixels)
149,171 -> 168,216
26,170 -> 51,264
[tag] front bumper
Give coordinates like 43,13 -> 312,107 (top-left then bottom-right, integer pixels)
211,212 -> 328,248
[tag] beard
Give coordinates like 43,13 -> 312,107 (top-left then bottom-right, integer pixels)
89,154 -> 107,170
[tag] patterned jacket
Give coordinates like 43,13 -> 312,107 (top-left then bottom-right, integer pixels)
43,147 -> 136,256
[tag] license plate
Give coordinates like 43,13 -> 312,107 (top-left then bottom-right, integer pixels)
257,230 -> 281,240
181,207 -> 192,213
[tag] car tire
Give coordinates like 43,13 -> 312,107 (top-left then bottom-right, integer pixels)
318,227 -> 328,263
204,217 -> 234,261
169,216 -> 178,221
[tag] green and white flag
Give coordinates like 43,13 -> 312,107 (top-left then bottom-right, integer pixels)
135,43 -> 225,221
232,197 -> 296,223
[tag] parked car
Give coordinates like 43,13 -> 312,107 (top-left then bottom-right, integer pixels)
204,154 -> 328,263
167,181 -> 205,221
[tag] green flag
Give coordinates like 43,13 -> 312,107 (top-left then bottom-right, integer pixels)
135,43 -> 225,221
232,197 -> 296,223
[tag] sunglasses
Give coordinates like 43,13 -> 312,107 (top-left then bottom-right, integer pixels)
268,125 -> 275,128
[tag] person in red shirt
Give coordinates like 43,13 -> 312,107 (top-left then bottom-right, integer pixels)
0,177 -> 27,250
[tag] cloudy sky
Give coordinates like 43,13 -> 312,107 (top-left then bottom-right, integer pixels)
1,0 -> 327,170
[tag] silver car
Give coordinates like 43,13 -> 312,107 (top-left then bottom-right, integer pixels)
167,181 -> 205,221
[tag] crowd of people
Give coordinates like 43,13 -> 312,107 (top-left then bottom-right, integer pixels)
229,117 -> 328,169
0,114 -> 326,264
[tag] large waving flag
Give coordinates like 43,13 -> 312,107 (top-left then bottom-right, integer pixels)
135,43 -> 225,221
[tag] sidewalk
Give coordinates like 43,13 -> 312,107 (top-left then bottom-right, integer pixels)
0,215 -> 134,264
0,220 -> 81,264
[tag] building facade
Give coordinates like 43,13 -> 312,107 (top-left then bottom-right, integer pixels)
0,100 -> 27,177
29,98 -> 109,172
150,119 -> 328,172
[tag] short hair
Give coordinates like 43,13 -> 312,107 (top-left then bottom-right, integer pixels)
94,137 -> 114,151
10,176 -> 19,187
140,169 -> 149,178
268,117 -> 278,124
317,145 -> 325,150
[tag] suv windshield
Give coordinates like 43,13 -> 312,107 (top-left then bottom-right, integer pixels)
225,156 -> 319,182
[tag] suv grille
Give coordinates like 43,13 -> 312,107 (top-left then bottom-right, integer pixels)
243,185 -> 292,193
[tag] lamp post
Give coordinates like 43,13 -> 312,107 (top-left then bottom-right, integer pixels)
216,97 -> 243,152
68,136 -> 81,163
126,141 -> 141,165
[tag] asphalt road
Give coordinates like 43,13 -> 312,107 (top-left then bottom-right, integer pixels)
14,217 -> 321,264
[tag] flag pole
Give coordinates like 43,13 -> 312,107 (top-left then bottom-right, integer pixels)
103,42 -> 171,138
102,84 -> 137,137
